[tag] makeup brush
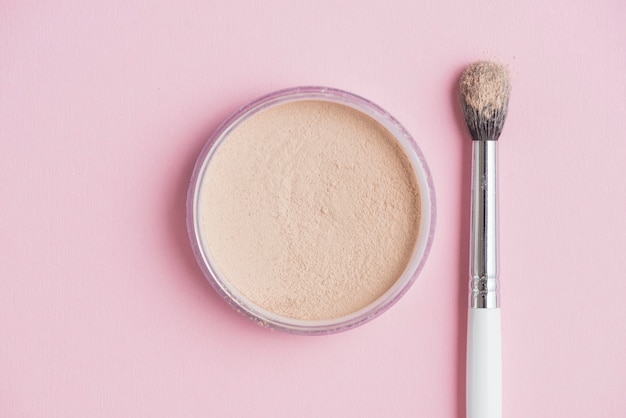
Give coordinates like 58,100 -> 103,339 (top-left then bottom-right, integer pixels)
459,61 -> 511,418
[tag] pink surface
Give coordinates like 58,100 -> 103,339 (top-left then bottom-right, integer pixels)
1,1 -> 625,417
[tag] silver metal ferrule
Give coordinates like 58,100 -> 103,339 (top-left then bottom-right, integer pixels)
469,140 -> 500,309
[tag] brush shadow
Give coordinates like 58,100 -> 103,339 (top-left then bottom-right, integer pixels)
450,64 -> 473,418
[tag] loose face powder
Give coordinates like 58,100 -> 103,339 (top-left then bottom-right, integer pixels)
188,87 -> 435,334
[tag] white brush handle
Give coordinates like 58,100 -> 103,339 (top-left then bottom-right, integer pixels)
467,308 -> 502,418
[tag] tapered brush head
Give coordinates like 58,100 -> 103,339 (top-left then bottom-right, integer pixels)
459,61 -> 511,141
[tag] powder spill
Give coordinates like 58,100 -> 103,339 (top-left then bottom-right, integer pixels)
198,100 -> 421,321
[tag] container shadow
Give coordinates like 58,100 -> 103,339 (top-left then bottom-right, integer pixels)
166,111 -> 229,303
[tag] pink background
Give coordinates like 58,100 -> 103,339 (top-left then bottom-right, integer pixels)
2,1 -> 625,417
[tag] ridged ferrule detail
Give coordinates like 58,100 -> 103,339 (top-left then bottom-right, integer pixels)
469,140 -> 500,309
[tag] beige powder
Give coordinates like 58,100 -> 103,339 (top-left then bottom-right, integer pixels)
198,100 -> 420,321
459,61 -> 511,117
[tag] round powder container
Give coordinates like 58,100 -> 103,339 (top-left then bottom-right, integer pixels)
187,87 -> 435,334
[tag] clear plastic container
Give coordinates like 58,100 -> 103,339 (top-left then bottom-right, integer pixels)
187,86 -> 436,334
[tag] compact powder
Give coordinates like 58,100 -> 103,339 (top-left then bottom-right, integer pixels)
189,87 -> 435,333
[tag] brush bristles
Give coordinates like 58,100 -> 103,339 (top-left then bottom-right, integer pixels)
459,61 -> 511,141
